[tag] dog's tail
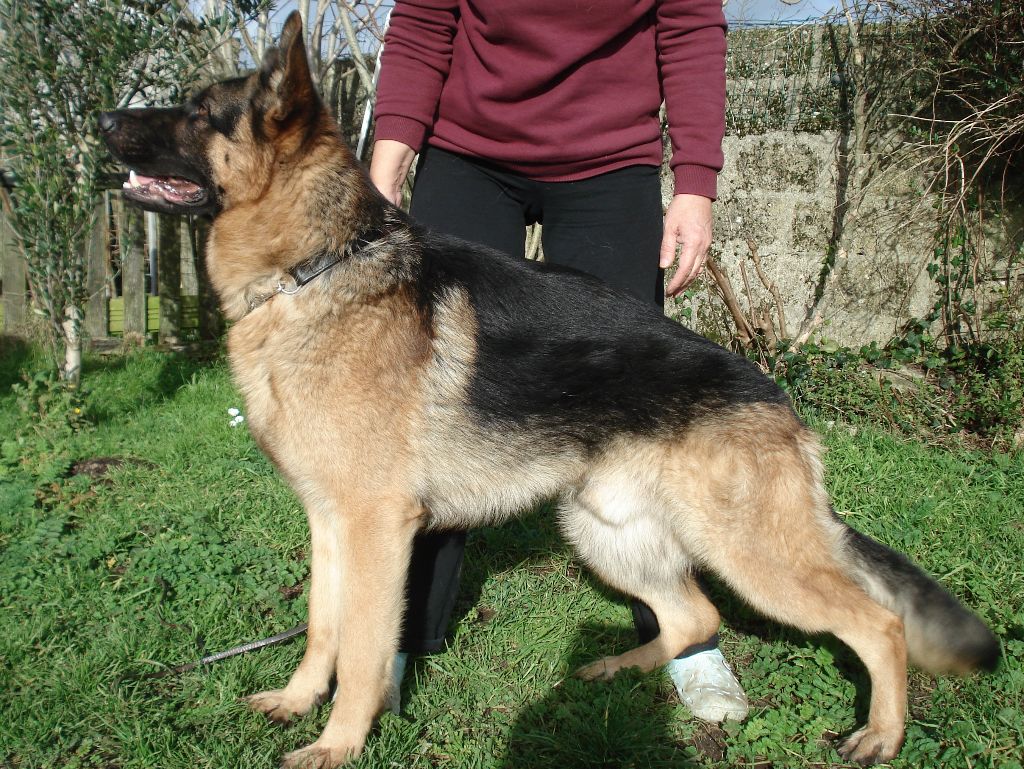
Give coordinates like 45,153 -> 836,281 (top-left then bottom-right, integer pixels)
842,526 -> 999,674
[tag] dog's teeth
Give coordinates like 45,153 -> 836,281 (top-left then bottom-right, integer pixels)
129,169 -> 141,188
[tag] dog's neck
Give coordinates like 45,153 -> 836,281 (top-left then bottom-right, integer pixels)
206,142 -> 393,321
241,222 -> 392,315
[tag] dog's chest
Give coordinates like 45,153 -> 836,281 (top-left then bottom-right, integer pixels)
226,301 -> 430,485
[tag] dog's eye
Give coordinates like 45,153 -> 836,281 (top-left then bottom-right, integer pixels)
194,103 -> 209,120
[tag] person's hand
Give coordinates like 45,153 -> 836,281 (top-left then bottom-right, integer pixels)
368,139 -> 417,206
660,193 -> 713,297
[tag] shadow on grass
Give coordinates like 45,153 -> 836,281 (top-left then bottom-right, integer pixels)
0,334 -> 34,393
498,624 -> 707,768
0,336 -> 225,426
452,503 -> 571,627
442,504 -> 875,747
83,345 -> 225,425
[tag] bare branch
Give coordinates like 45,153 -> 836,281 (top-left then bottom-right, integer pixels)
338,1 -> 375,94
705,255 -> 755,346
746,238 -> 788,337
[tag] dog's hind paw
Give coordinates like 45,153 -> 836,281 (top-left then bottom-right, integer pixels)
281,740 -> 361,769
838,725 -> 904,766
245,688 -> 324,724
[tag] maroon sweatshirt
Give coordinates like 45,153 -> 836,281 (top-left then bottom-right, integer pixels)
374,0 -> 727,199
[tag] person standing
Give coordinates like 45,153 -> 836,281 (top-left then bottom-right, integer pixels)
369,0 -> 748,724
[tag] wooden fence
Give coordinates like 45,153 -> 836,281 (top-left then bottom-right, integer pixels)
0,187 -> 223,347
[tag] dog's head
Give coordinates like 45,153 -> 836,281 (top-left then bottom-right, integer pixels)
100,11 -> 325,216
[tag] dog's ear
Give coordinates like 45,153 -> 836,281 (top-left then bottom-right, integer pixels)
260,11 -> 318,124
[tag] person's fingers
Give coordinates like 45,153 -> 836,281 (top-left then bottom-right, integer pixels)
661,194 -> 712,297
666,249 -> 690,296
659,227 -> 678,269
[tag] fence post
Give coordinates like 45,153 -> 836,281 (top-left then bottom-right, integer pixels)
85,192 -> 110,340
193,218 -> 223,340
180,218 -> 199,296
1,206 -> 26,332
119,200 -> 147,339
157,213 -> 181,346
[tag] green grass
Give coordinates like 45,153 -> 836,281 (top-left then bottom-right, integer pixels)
1,345 -> 1022,769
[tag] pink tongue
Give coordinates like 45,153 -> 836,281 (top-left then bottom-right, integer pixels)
134,174 -> 204,202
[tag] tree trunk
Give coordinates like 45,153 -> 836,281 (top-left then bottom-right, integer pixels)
61,303 -> 83,384
85,195 -> 110,341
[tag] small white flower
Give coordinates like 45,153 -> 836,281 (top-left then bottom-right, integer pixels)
233,415 -> 245,424
227,407 -> 240,417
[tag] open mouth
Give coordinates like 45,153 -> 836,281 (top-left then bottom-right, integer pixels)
123,169 -> 209,209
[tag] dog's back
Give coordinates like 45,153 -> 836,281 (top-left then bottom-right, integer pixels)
416,227 -> 787,434
403,228 -> 790,525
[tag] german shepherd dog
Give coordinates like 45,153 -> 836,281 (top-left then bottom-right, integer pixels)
100,12 -> 998,768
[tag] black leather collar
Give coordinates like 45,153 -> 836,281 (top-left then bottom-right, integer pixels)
245,227 -> 387,314
286,248 -> 345,291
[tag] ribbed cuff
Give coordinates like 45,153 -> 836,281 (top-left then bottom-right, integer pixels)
673,164 -> 719,201
373,115 -> 429,153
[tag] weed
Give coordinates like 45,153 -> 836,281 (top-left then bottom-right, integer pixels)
774,329 -> 1024,450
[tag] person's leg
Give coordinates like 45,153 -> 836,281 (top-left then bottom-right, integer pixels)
409,147 -> 530,255
398,147 -> 530,656
539,165 -> 665,306
540,165 -> 748,722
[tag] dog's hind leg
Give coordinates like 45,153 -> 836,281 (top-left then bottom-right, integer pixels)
665,406 -> 909,765
247,492 -> 346,723
560,451 -> 721,680
281,491 -> 420,769
705,538 -> 908,764
573,570 -> 721,681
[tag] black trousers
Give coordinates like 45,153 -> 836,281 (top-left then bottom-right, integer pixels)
400,147 -> 667,652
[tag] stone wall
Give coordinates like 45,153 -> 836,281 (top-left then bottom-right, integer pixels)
672,131 -> 1024,348
664,131 -> 948,347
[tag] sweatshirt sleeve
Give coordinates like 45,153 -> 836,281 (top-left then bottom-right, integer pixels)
374,0 -> 461,151
656,0 -> 727,200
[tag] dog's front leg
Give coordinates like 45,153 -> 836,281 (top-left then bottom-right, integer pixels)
247,494 -> 345,721
281,493 -> 420,769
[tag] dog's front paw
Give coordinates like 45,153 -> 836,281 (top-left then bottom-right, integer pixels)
574,656 -> 618,681
281,739 -> 362,769
245,688 -> 325,724
837,724 -> 904,766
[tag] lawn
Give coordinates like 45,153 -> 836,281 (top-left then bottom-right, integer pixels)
1,344 -> 1022,768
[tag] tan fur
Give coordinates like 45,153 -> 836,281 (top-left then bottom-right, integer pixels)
228,265 -> 431,766
208,71 -> 910,769
129,14 -> 987,768
205,105 -> 361,321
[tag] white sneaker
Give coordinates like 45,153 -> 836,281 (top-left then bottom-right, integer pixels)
666,648 -> 749,723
